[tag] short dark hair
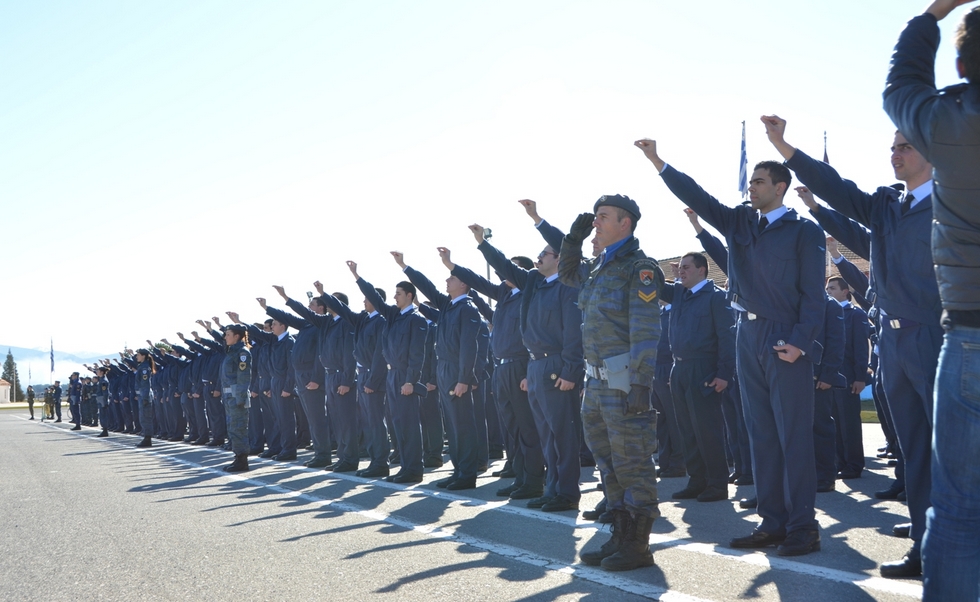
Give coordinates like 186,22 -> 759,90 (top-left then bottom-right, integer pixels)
682,252 -> 708,277
958,7 -> 980,83
828,276 -> 852,300
613,207 -> 637,233
310,297 -> 326,312
396,281 -> 417,301
333,292 -> 349,306
510,256 -> 534,270
754,160 -> 792,196
264,318 -> 274,327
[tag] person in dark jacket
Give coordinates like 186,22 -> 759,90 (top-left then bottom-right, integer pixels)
884,2 -> 980,595
221,324 -> 252,472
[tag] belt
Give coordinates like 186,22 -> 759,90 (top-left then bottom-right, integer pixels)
883,317 -> 918,330
745,312 -> 758,321
324,368 -> 342,374
528,352 -> 553,361
585,363 -> 607,380
497,357 -> 525,365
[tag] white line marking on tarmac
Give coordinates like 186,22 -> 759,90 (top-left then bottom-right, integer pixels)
25,417 -> 925,600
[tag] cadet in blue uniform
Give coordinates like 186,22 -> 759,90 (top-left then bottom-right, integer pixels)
763,115 -> 940,576
133,349 -> 156,448
419,314 -> 443,467
826,277 -> 870,479
221,324 -> 252,472
653,302 -> 686,478
637,138 -> 826,557
269,286 -> 335,469
346,261 -> 430,483
441,248 -> 545,501
52,380 -> 62,422
661,252 -> 736,503
813,297 -> 846,493
68,372 -> 82,430
94,368 -> 110,436
234,315 -> 286,458
321,285 -> 388,476
256,298 -> 299,461
467,225 -> 585,512
396,251 -> 482,491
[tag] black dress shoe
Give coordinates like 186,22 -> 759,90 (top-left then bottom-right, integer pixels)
892,523 -> 912,538
387,472 -> 423,484
355,466 -> 387,477
331,462 -> 360,473
435,476 -> 456,489
816,480 -> 836,493
258,450 -> 279,459
492,468 -> 517,478
509,486 -> 544,500
730,529 -> 785,548
728,472 -> 738,484
423,458 -> 444,469
71,425 -> 81,431
446,478 -> 476,491
526,495 -> 554,508
739,497 -> 758,509
496,484 -> 519,497
875,486 -> 905,500
304,458 -> 333,469
734,474 -> 754,486
658,468 -> 687,478
837,470 -> 862,480
896,490 -> 907,501
273,452 -> 297,462
672,484 -> 707,500
777,529 -> 820,556
880,554 -> 921,578
541,495 -> 579,512
696,486 -> 728,502
489,449 -> 505,460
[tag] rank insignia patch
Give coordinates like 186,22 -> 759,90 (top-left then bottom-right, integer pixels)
239,362 -> 248,371
639,269 -> 655,286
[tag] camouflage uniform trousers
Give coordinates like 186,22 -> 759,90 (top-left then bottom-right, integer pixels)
224,399 -> 250,455
582,378 -> 660,519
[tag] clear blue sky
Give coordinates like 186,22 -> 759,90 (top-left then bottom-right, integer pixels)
0,0 -> 966,359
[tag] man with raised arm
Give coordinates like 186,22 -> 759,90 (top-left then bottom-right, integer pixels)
344,261 -> 429,483
395,250 -> 482,491
636,138 -> 825,557
761,114 -> 939,577
883,0 -> 980,595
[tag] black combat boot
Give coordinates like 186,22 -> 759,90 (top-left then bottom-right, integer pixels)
580,509 -> 628,566
97,428 -> 109,437
600,512 -> 655,571
224,454 -> 249,473
136,436 -> 153,448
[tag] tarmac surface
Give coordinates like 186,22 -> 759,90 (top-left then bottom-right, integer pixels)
0,411 -> 921,601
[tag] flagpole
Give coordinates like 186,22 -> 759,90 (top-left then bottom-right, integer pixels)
738,121 -> 748,200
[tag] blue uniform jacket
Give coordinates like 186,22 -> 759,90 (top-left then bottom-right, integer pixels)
405,266 -> 482,387
661,280 -> 736,382
810,205 -> 871,262
266,305 -> 322,388
357,277 -> 428,387
817,297 -> 847,388
451,264 -> 528,362
479,239 -> 585,383
785,149 -> 941,327
662,165 -> 826,362
840,302 -> 871,385
322,295 -> 388,392
287,297 -> 355,388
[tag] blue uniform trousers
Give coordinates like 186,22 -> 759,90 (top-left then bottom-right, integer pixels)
871,356 -> 899,452
473,380 -> 490,469
297,383 -> 331,462
248,397 -> 265,452
293,397 -> 310,448
652,364 -> 685,473
437,361 -> 479,481
813,386 -> 838,485
878,320 -> 942,554
527,355 -> 582,502
205,385 -> 226,441
129,398 -> 141,433
737,316 -> 818,535
69,395 -> 81,427
327,371 -> 359,465
355,370 -> 387,469
493,360 -> 543,490
833,388 -> 865,475
181,393 -> 196,439
137,393 -> 154,438
386,369 -> 423,476
670,358 -> 730,490
274,389 -> 298,455
721,376 -> 752,480
485,384 -> 505,457
192,394 -> 209,439
261,393 -> 282,455
420,386 -> 444,465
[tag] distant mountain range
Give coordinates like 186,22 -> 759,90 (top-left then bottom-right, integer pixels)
2,345 -> 112,386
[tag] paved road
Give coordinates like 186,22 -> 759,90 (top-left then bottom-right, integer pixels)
0,412 -> 920,601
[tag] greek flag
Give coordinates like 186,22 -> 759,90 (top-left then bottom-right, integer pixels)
738,121 -> 748,198
823,131 -> 829,164
50,339 -> 54,372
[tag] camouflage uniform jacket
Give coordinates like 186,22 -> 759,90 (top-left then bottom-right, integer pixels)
221,341 -> 252,408
559,235 -> 664,387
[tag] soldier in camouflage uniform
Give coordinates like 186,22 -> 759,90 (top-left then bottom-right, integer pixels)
221,324 -> 252,473
559,195 -> 665,572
